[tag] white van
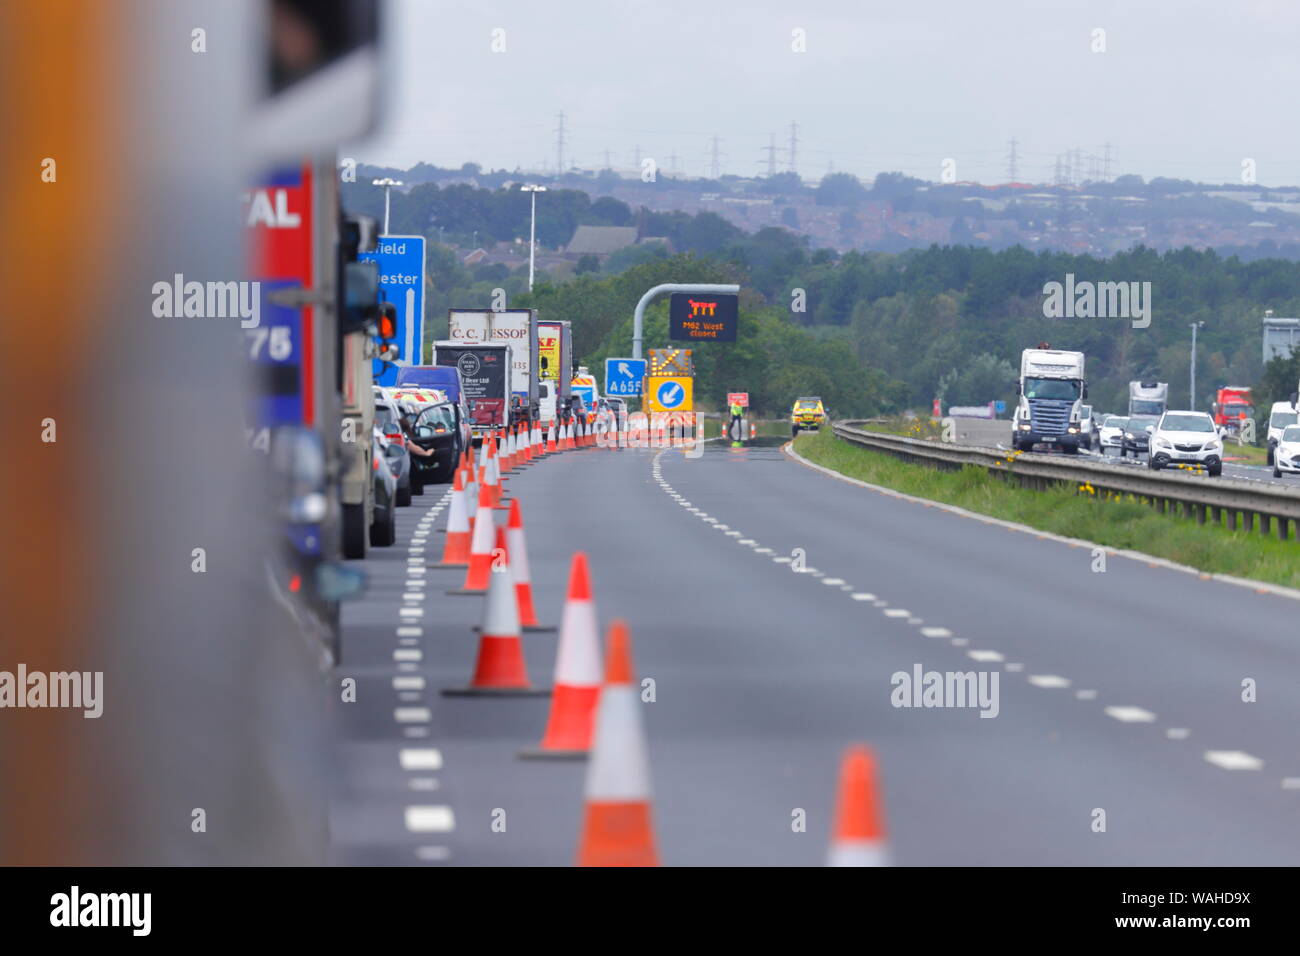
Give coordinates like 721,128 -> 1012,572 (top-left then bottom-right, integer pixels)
1266,400 -> 1299,466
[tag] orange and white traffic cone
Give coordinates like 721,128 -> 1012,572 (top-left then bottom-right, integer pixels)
546,422 -> 558,454
826,745 -> 889,866
444,526 -> 547,696
521,553 -> 600,758
448,481 -> 496,594
483,436 -> 499,500
431,466 -> 472,567
506,499 -> 550,632
499,428 -> 512,473
576,620 -> 659,866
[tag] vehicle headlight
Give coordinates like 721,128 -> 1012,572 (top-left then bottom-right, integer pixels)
1154,439 -> 1172,449
1018,423 -> 1031,431
1125,432 -> 1135,440
1205,439 -> 1220,451
1067,426 -> 1079,434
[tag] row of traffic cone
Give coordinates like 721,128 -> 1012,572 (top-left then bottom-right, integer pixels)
429,431 -> 888,866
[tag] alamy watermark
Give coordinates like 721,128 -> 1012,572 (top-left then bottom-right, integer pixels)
0,664 -> 103,718
891,663 -> 999,718
151,273 -> 260,328
1042,273 -> 1150,329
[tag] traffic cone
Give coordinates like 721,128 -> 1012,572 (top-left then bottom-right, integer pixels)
546,422 -> 558,454
826,745 -> 889,867
484,436 -> 500,504
576,620 -> 658,866
444,526 -> 547,696
430,466 -> 471,567
519,554 -> 600,759
448,481 -> 495,594
507,499 -> 551,632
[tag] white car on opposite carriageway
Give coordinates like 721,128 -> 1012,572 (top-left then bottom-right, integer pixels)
1147,410 -> 1223,476
1272,424 -> 1300,478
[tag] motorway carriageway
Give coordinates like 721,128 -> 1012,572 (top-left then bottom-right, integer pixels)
330,437 -> 1300,865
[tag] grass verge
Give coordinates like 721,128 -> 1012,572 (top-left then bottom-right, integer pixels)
794,426 -> 1300,591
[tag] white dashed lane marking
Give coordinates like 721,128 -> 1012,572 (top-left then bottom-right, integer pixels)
404,806 -> 455,833
1105,706 -> 1156,723
399,748 -> 443,771
1203,751 -> 1264,771
1027,675 -> 1071,689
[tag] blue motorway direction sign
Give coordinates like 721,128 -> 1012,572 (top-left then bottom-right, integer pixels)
604,357 -> 646,396
359,235 -> 425,386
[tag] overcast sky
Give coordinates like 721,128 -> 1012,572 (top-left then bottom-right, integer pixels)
353,0 -> 1300,187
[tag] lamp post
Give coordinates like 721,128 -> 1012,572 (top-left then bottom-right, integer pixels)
371,177 -> 403,234
520,184 -> 546,292
1190,320 -> 1205,410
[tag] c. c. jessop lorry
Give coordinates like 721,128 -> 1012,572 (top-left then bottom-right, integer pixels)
448,308 -> 539,422
433,340 -> 513,439
1128,380 -> 1169,418
1012,347 -> 1088,453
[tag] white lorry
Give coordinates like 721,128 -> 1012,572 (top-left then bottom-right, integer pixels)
1128,381 -> 1169,418
1012,348 -> 1088,454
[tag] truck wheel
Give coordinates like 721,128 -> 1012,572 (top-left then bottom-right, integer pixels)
1118,446 -> 1126,458
342,503 -> 368,560
1273,465 -> 1282,479
370,506 -> 396,547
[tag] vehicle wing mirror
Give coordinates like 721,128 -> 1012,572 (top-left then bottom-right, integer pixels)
416,426 -> 434,439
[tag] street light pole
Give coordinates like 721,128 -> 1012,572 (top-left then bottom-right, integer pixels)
372,177 -> 403,234
521,184 -> 546,292
1190,321 -> 1204,410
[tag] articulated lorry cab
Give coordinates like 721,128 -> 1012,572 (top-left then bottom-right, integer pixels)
1013,348 -> 1088,453
1212,386 -> 1253,437
1128,380 -> 1169,418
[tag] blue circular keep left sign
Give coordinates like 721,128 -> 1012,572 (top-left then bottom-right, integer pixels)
657,380 -> 685,410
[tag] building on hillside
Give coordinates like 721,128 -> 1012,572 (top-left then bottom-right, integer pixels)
564,225 -> 638,259
1263,313 -> 1300,363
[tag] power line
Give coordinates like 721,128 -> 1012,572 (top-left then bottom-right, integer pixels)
1006,137 -> 1019,183
788,120 -> 800,175
709,135 -> 722,179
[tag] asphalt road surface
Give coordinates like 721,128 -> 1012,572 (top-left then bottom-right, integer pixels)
331,437 -> 1300,865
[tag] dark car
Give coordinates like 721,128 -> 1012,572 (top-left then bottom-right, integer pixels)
410,401 -> 467,486
1119,415 -> 1157,458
